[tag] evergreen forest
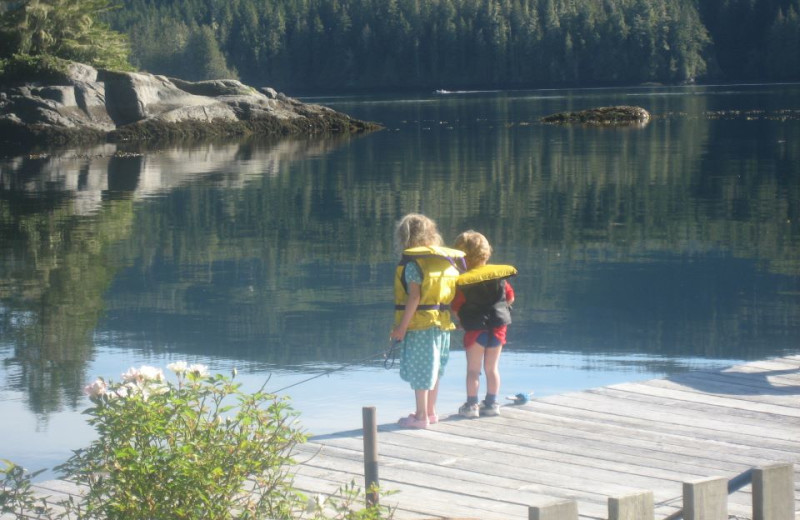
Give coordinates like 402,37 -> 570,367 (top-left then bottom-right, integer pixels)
0,0 -> 798,91
106,0 -> 799,92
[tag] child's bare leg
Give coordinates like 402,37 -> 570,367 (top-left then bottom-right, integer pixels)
484,345 -> 503,396
427,378 -> 440,417
414,389 -> 428,420
465,344 -> 484,399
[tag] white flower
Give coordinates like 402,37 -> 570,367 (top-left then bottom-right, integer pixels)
121,367 -> 141,383
187,364 -> 209,377
148,383 -> 171,396
111,382 -> 138,399
140,382 -> 170,401
167,361 -> 188,374
139,365 -> 165,382
83,379 -> 107,399
121,365 -> 164,383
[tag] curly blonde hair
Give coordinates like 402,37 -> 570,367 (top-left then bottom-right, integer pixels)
394,213 -> 443,253
454,230 -> 492,268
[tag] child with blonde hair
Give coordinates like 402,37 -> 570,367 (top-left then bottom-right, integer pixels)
391,214 -> 466,429
451,230 -> 516,418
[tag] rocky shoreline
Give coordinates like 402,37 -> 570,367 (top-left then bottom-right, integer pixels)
0,62 -> 380,147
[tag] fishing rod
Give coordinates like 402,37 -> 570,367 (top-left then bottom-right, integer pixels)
271,340 -> 403,394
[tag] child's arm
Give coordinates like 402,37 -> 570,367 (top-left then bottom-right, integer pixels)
506,282 -> 515,306
450,289 -> 465,328
391,282 -> 421,342
450,289 -> 465,313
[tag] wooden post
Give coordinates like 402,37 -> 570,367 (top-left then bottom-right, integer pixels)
528,499 -> 579,520
753,463 -> 794,520
683,477 -> 727,520
608,491 -> 654,520
362,406 -> 379,507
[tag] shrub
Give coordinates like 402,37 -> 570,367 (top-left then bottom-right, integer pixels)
0,53 -> 70,85
1,363 -> 395,520
0,461 -> 53,519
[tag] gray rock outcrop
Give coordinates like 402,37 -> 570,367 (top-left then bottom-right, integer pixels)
541,105 -> 651,126
0,62 -> 379,146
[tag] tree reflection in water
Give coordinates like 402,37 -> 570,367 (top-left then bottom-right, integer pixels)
1,85 -> 798,427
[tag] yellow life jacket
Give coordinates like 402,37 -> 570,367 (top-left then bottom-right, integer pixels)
394,246 -> 467,331
457,264 -> 518,287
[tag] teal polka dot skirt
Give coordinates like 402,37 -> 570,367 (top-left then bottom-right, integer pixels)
399,328 -> 450,390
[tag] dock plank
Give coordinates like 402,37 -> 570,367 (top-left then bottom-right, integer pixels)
539,392 -> 798,441
616,379 -> 800,417
588,386 -> 796,424
14,356 -> 799,520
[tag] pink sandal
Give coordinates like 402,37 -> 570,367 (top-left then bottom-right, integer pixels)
397,414 -> 429,429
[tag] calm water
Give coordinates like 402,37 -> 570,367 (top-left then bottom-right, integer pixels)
1,83 -> 799,479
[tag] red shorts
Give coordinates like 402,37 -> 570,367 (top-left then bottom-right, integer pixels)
463,326 -> 507,349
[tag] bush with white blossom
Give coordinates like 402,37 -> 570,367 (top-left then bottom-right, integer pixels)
2,363 -> 394,520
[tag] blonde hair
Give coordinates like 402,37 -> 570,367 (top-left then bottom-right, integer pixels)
394,213 -> 443,253
454,230 -> 492,267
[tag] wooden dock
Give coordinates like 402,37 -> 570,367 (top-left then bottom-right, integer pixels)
290,355 -> 800,519
14,355 -> 800,519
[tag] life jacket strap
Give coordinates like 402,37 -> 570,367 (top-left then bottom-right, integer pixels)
395,304 -> 450,311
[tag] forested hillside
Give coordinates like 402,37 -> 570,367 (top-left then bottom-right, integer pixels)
2,0 -> 797,91
105,0 -> 799,91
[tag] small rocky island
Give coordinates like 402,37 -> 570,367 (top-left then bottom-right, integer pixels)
541,105 -> 650,126
0,62 -> 380,146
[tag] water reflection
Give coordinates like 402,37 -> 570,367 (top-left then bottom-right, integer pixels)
0,136 -> 357,415
1,84 -> 799,440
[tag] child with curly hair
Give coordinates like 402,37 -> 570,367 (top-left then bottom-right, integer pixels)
451,230 -> 516,418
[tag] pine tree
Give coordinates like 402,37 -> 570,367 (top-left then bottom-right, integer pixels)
0,0 -> 130,69
765,2 -> 800,79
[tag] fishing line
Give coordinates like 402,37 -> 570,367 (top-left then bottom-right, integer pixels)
383,339 -> 402,369
271,341 -> 402,394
